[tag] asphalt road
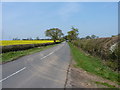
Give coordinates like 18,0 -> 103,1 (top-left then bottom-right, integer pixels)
1,42 -> 71,88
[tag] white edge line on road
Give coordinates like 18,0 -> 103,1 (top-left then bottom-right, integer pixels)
0,67 -> 26,83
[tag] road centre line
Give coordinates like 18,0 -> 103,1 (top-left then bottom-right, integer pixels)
0,44 -> 64,83
40,52 -> 54,60
40,44 -> 64,60
0,67 -> 26,83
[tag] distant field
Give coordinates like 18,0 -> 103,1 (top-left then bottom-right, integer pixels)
0,40 -> 59,46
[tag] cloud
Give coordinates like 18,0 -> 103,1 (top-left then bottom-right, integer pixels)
58,3 -> 81,21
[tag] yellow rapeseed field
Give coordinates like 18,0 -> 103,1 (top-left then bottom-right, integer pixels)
0,40 -> 59,46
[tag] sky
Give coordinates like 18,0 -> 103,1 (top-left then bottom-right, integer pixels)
2,2 -> 118,40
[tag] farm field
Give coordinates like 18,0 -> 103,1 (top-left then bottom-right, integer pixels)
0,40 -> 59,46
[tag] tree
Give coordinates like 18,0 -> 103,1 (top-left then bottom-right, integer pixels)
35,37 -> 40,40
45,28 -> 64,43
26,37 -> 33,40
63,35 -> 68,41
85,36 -> 91,39
67,27 -> 79,41
91,35 -> 96,39
13,37 -> 20,40
85,35 -> 99,39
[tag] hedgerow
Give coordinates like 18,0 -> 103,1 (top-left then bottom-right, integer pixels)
2,43 -> 57,53
72,36 -> 119,71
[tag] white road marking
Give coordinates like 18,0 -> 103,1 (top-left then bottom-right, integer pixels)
0,67 -> 26,83
0,43 -> 65,83
40,50 -> 56,60
40,44 -> 64,60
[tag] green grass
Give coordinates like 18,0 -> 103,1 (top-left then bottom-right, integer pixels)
0,44 -> 57,63
95,81 -> 116,88
68,42 -> 119,83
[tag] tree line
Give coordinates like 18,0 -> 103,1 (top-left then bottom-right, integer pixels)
45,27 -> 99,43
12,27 -> 102,42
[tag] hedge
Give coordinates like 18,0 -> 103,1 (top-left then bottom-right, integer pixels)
71,36 -> 119,71
1,42 -> 59,53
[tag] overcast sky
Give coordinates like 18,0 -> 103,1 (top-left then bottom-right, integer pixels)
2,2 -> 118,40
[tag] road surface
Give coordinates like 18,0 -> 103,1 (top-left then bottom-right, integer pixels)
2,42 -> 71,88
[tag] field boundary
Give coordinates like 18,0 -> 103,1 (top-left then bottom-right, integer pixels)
1,42 -> 61,53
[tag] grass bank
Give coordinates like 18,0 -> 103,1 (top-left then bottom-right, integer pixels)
0,44 -> 57,64
68,42 -> 119,84
95,81 -> 116,88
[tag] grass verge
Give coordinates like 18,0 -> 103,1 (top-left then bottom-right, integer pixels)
95,81 -> 116,88
68,42 -> 119,84
0,44 -> 57,63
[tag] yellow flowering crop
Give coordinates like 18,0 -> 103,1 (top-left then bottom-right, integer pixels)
0,40 -> 59,46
